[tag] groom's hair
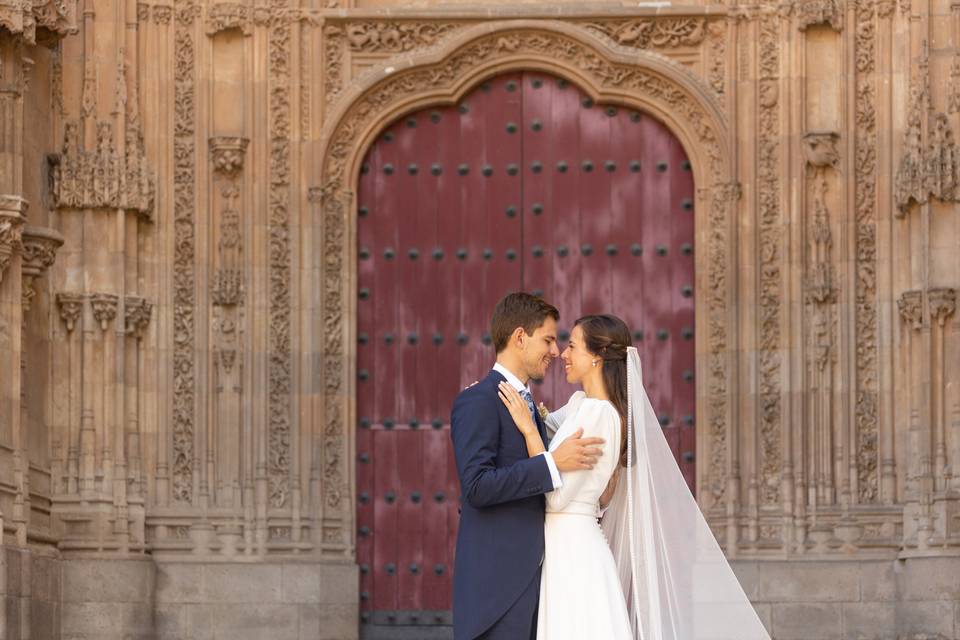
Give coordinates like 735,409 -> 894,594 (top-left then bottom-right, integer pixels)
491,292 -> 560,353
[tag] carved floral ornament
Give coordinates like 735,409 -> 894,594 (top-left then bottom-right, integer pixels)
209,137 -> 249,177
316,22 -> 734,516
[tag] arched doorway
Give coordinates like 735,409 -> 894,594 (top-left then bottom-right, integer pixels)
354,70 -> 696,633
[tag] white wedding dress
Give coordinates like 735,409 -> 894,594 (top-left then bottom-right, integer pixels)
538,391 -> 633,639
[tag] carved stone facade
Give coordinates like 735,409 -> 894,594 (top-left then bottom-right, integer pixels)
1,2 -> 959,639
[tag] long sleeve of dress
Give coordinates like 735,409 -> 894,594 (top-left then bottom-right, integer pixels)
544,391 -> 586,443
545,399 -> 621,513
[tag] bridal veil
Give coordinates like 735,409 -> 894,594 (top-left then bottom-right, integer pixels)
600,347 -> 770,640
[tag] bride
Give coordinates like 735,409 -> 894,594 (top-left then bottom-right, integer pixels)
498,314 -> 770,640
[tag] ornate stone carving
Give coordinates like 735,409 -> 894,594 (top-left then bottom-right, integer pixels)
209,136 -> 248,177
0,0 -> 77,45
211,268 -> 242,306
51,44 -> 65,115
50,119 -> 156,219
706,181 -> 739,505
344,21 -> 464,52
89,293 -> 119,331
897,290 -> 924,330
854,0 -> 879,503
795,0 -> 844,31
757,15 -> 783,508
804,168 -> 837,306
20,225 -> 64,311
172,0 -> 197,504
582,18 -> 707,49
707,20 -> 726,96
204,2 -> 251,36
56,292 -> 84,332
0,196 -> 27,283
950,54 -> 960,114
124,296 -> 152,337
153,5 -> 172,24
895,46 -> 960,217
323,24 -> 344,106
268,0 -> 292,510
803,131 -> 840,168
928,288 -> 957,327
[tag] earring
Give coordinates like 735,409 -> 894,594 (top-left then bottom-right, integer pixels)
592,360 -> 598,367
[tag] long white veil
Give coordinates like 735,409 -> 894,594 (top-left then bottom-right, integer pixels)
601,347 -> 770,640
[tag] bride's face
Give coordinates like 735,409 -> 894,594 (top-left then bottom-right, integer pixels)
560,325 -> 596,384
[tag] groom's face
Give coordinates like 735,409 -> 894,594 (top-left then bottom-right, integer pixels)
520,316 -> 560,381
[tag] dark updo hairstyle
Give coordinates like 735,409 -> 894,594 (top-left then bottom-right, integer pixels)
573,314 -> 632,466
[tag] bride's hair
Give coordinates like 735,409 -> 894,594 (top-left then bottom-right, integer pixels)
573,314 -> 632,466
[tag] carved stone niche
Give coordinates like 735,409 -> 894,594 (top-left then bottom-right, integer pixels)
209,137 -> 249,178
803,131 -> 840,169
20,225 -> 64,312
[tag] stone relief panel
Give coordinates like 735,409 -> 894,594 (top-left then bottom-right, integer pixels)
172,1 -> 198,506
323,15 -> 727,114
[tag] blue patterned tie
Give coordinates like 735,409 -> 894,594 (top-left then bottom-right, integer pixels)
520,389 -> 537,424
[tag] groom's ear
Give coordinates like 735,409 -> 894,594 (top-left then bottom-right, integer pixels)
511,326 -> 527,350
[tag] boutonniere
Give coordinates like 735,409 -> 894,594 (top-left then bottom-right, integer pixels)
537,402 -> 550,422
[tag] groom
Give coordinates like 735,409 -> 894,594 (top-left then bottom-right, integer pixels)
451,292 -> 605,639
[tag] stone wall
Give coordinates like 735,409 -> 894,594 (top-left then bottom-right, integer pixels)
0,0 -> 958,638
1,546 -> 61,640
733,558 -> 960,640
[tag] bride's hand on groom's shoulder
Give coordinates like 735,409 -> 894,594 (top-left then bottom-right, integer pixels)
552,428 -> 604,473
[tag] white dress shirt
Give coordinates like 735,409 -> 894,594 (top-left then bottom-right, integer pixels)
493,362 -> 563,491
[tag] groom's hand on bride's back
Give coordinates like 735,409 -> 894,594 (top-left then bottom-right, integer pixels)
552,428 -> 604,472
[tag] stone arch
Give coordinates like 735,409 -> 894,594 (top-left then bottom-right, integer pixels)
311,20 -> 740,546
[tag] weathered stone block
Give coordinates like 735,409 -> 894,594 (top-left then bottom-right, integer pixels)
62,558 -> 155,604
772,602 -> 843,640
30,597 -> 61,640
155,603 -> 215,640
210,603 -> 300,640
751,562 -> 860,603
841,602 -> 896,640
202,564 -> 282,603
900,557 -> 960,601
156,563 -> 203,604
61,601 -> 154,637
282,563 -> 322,604
895,601 -> 955,638
858,561 -> 896,603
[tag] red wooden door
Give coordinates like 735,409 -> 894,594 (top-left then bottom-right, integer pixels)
355,72 -> 695,632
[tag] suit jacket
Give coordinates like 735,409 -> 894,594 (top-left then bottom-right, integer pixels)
451,369 -> 553,640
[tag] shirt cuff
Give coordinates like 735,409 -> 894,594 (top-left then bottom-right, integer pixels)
540,452 -> 563,490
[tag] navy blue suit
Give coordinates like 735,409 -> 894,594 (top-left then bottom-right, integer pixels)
451,369 -> 553,640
